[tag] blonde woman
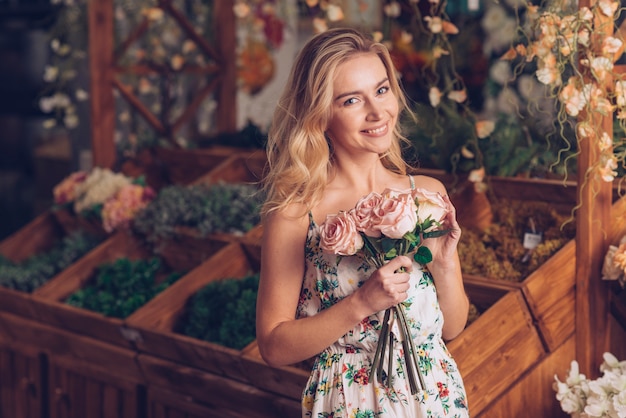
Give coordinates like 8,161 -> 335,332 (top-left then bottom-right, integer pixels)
257,27 -> 469,417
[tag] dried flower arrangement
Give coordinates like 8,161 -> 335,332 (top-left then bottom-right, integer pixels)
458,198 -> 576,282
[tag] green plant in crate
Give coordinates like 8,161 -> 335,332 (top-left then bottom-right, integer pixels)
0,231 -> 102,292
66,257 -> 183,318
133,182 -> 265,242
180,274 -> 259,350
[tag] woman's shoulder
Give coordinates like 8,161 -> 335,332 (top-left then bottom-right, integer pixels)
263,202 -> 310,235
411,174 -> 447,194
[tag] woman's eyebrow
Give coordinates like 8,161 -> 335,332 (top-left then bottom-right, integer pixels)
334,77 -> 390,102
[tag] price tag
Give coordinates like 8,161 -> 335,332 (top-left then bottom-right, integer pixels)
523,232 -> 543,250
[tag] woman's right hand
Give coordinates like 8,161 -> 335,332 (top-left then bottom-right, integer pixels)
353,255 -> 413,315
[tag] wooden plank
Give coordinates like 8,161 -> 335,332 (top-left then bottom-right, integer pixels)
154,147 -> 232,185
138,354 -> 302,418
448,290 -> 546,416
0,312 -> 145,384
88,0 -> 116,168
522,240 -> 576,352
478,334 -> 574,418
0,211 -> 62,263
193,151 -> 267,185
213,0 -> 237,133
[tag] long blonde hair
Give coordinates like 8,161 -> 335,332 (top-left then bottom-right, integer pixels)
262,28 -> 414,217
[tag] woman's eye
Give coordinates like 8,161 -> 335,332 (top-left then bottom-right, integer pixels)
377,86 -> 390,95
343,97 -> 359,106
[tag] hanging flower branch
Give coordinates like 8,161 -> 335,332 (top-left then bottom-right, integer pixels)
504,0 -> 626,184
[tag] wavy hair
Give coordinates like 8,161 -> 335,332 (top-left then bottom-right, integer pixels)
261,27 -> 415,217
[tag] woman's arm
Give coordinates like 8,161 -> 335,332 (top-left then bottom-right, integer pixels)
256,207 -> 414,367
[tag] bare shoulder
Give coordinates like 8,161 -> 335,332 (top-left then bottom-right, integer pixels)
412,174 -> 448,194
262,203 -> 310,248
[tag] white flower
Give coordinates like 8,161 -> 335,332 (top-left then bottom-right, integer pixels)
64,113 -> 79,129
598,0 -> 618,17
448,89 -> 467,103
383,1 -> 401,18
428,87 -> 442,107
75,89 -> 89,101
326,4 -> 344,22
489,60 -> 512,85
43,65 -> 59,82
424,16 -> 442,34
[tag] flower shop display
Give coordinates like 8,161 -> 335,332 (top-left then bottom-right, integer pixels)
0,231 -> 101,293
554,352 -> 626,418
179,273 -> 259,350
66,257 -> 183,319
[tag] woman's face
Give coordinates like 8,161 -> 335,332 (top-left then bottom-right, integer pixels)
326,52 -> 399,158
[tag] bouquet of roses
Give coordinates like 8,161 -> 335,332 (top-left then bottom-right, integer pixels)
318,187 -> 451,395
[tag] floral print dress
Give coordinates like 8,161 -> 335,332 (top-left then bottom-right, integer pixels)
299,214 -> 469,418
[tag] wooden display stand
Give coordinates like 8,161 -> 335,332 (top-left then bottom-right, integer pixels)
0,0 -> 623,417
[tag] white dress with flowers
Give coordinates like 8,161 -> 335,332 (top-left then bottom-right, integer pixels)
299,185 -> 469,418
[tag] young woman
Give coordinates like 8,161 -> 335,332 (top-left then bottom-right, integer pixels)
257,27 -> 469,417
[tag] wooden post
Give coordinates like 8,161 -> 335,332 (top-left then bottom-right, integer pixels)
575,117 -> 612,376
213,0 -> 237,133
88,0 -> 116,168
575,0 -> 613,374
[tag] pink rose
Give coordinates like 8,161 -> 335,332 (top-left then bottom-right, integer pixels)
319,211 -> 364,256
369,190 -> 418,239
412,188 -> 449,229
353,192 -> 383,237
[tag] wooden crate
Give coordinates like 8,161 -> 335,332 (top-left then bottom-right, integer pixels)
0,211 -> 68,321
449,279 -> 546,417
125,243 -> 258,383
193,149 -> 266,186
0,342 -> 45,418
138,353 -> 302,418
0,311 -> 144,418
155,146 -> 245,185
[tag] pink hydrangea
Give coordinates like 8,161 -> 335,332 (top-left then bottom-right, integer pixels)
101,184 -> 155,233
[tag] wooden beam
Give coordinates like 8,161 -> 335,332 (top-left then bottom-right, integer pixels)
88,0 -> 116,168
213,0 -> 237,133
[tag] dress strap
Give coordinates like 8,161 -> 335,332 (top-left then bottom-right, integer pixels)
408,175 -> 415,190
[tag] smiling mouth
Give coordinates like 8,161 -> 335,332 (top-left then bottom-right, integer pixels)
363,124 -> 387,134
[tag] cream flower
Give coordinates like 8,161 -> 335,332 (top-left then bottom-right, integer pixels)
616,80 -> 626,107
424,16 -> 443,33
602,37 -> 623,55
475,120 -> 496,138
447,89 -> 467,103
326,4 -> 344,22
599,132 -> 613,152
428,87 -> 442,107
312,17 -> 328,33
383,1 -> 401,18
598,0 -> 618,17
442,21 -> 459,35
599,154 -> 618,182
559,78 -> 586,117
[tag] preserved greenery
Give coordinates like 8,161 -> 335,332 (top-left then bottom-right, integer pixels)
66,257 -> 182,318
0,231 -> 101,292
180,273 -> 259,350
133,182 -> 264,242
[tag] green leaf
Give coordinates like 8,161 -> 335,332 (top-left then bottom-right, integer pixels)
422,229 -> 451,239
414,246 -> 433,264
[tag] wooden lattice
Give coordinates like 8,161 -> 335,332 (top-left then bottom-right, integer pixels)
88,0 -> 236,168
